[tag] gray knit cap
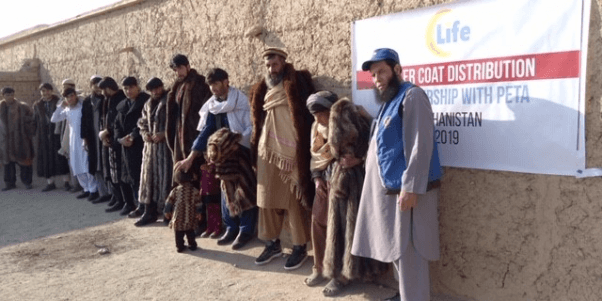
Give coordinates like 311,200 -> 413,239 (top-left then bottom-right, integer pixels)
306,91 -> 338,114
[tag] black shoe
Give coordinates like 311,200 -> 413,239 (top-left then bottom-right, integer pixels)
107,195 -> 118,207
87,192 -> 99,202
41,183 -> 56,192
128,204 -> 145,218
177,247 -> 185,253
284,244 -> 308,270
232,232 -> 254,250
255,239 -> 282,265
119,204 -> 135,216
64,182 -> 72,191
189,243 -> 198,251
105,201 -> 124,213
2,184 -> 16,191
384,292 -> 401,301
92,194 -> 112,204
25,184 -> 33,190
76,192 -> 90,199
134,212 -> 158,227
70,185 -> 83,193
209,231 -> 221,239
217,229 -> 238,246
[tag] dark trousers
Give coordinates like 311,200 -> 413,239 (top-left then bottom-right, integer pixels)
120,182 -> 136,207
109,180 -> 123,202
175,229 -> 197,249
4,162 -> 32,186
221,194 -> 258,235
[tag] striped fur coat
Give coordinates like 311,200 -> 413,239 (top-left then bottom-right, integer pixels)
323,99 -> 389,281
137,92 -> 172,211
206,128 -> 256,217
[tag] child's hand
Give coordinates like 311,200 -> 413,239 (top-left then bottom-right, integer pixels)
195,213 -> 203,222
164,213 -> 172,220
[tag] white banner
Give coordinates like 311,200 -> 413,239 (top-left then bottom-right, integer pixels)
352,0 -> 591,176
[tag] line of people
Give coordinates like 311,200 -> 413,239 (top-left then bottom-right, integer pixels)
0,47 -> 442,301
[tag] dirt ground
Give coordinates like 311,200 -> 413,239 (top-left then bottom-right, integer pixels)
0,175 -> 458,301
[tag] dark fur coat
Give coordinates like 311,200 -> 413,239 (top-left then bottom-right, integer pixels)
33,95 -> 69,177
0,99 -> 35,165
166,69 -> 212,182
206,128 -> 256,217
322,99 -> 388,281
248,63 -> 316,209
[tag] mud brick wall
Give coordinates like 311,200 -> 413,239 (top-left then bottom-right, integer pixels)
1,0 -> 602,300
0,59 -> 41,106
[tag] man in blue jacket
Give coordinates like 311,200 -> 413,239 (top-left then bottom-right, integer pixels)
351,48 -> 443,301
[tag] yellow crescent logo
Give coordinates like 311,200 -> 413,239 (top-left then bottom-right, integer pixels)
426,8 -> 452,58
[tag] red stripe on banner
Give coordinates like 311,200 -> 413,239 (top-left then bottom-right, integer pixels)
356,50 -> 580,89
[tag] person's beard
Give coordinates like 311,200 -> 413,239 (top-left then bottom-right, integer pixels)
151,91 -> 165,100
374,75 -> 401,103
265,71 -> 284,88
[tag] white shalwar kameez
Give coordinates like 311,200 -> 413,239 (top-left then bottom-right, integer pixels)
51,101 -> 97,193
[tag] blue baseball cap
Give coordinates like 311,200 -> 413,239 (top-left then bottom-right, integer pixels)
361,48 -> 400,71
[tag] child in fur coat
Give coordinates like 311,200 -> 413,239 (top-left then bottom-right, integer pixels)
164,168 -> 203,253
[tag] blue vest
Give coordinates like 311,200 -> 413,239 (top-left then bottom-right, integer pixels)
375,82 -> 442,193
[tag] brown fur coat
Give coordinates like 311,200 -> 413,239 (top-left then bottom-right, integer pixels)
322,99 -> 388,281
0,100 -> 35,165
248,63 -> 315,209
166,69 -> 212,180
207,128 -> 256,217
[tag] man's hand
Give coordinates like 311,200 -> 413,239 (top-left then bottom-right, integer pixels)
174,156 -> 193,173
340,154 -> 362,168
143,134 -> 152,143
398,191 -> 418,212
315,178 -> 328,199
119,135 -> 134,147
99,130 -> 111,147
152,132 -> 165,143
164,212 -> 172,220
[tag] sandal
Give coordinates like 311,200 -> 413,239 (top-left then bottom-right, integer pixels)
304,269 -> 326,287
322,279 -> 346,297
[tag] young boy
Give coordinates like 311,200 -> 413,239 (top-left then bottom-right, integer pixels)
51,88 -> 98,199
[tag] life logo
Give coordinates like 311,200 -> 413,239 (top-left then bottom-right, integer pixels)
426,9 -> 471,58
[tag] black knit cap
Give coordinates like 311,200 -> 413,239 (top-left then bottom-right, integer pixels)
170,54 -> 189,68
121,76 -> 138,87
98,77 -> 119,91
2,87 -> 15,95
145,77 -> 164,90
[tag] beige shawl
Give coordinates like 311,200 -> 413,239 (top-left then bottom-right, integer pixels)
257,83 -> 301,198
310,122 -> 333,172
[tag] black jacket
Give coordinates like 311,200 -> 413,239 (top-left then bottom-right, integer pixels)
114,91 -> 149,186
80,93 -> 104,175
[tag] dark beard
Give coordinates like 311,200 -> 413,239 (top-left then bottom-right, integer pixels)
151,92 -> 165,100
265,72 -> 284,88
374,75 -> 401,103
